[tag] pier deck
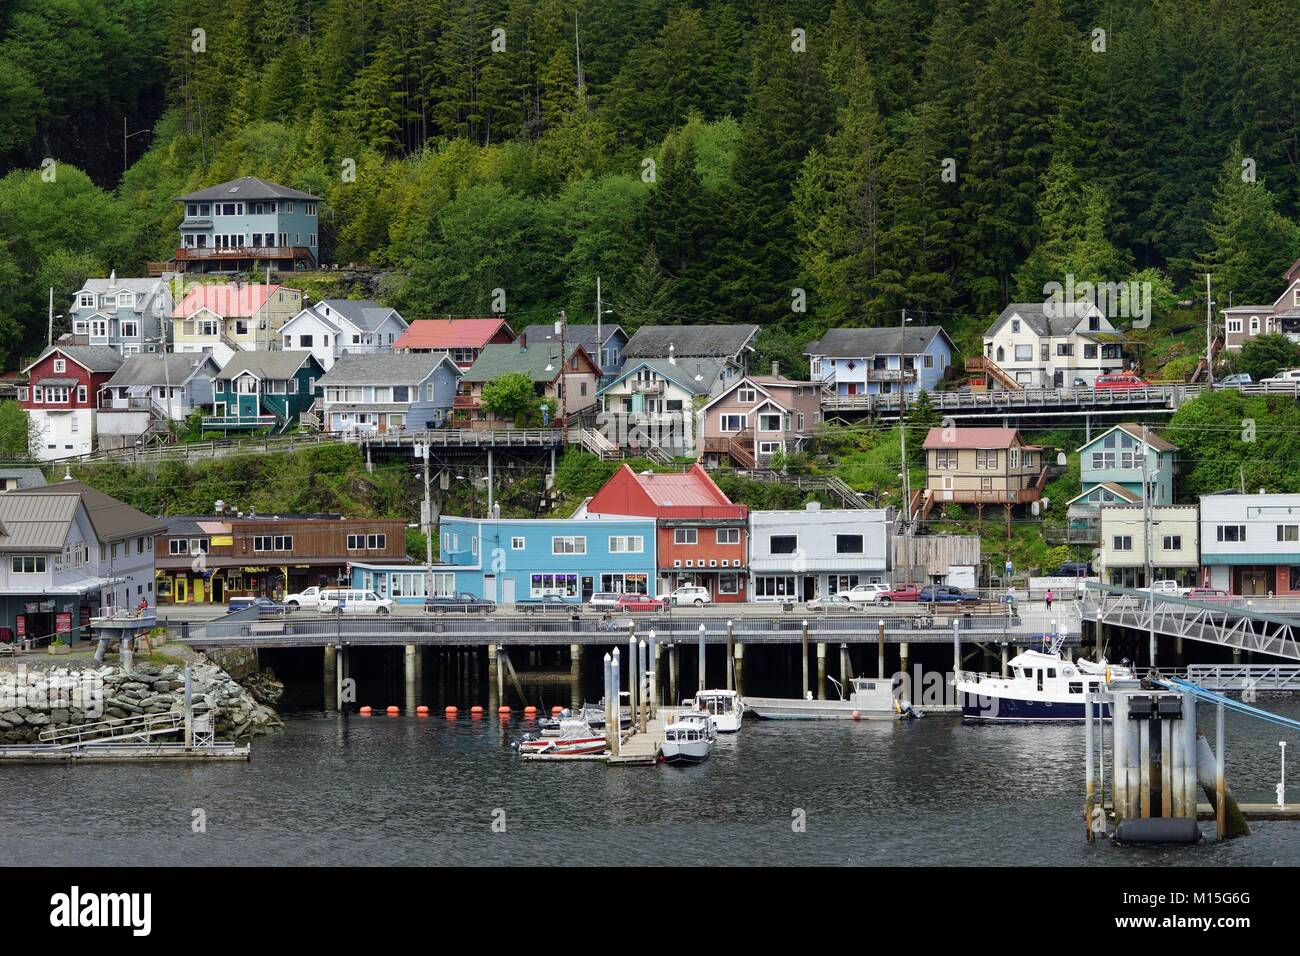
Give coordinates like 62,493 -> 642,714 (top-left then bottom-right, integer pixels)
0,742 -> 250,763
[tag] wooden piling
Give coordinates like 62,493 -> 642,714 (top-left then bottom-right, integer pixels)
1084,691 -> 1095,842
697,624 -> 706,694
802,620 -> 810,697
1160,717 -> 1173,818
840,643 -> 850,683
1112,692 -> 1129,822
669,643 -> 679,706
627,633 -> 639,731
733,641 -> 744,696
877,622 -> 886,678
817,643 -> 827,700
603,653 -> 614,751
1216,703 -> 1226,842
1139,717 -> 1152,818
611,648 -> 621,757
725,620 -> 735,691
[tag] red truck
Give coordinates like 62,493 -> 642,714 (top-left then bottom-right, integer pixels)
876,584 -> 922,606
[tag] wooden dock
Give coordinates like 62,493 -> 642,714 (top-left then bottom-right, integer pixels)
608,717 -> 666,766
0,742 -> 250,764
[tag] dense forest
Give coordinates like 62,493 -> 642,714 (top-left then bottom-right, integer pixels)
2,0 -> 1300,374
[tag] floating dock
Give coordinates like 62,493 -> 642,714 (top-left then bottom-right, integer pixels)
0,742 -> 250,764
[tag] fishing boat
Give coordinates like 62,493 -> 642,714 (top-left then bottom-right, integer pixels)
515,718 -> 607,757
660,713 -> 716,765
686,689 -> 745,732
744,676 -> 917,720
954,635 -> 1134,722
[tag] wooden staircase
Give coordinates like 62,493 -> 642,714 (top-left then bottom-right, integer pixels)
1188,336 -> 1224,384
965,355 -> 1022,391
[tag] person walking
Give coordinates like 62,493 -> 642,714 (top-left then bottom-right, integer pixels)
1045,588 -> 1054,610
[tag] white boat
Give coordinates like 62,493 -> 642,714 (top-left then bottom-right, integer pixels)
745,676 -> 915,720
954,638 -> 1135,722
516,718 -> 607,756
686,689 -> 745,732
660,713 -> 716,765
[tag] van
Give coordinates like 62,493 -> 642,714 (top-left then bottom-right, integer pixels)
317,588 -> 393,615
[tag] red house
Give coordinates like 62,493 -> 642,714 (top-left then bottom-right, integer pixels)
584,464 -> 749,603
19,346 -> 123,460
393,317 -> 515,368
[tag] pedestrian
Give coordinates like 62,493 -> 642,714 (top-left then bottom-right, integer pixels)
1045,589 -> 1054,610
1005,585 -> 1016,606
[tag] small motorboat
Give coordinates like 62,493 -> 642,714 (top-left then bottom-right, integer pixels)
660,713 -> 716,765
685,689 -> 745,732
745,675 -> 918,720
516,718 -> 607,757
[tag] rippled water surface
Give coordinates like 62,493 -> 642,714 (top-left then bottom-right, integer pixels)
5,683 -> 1299,866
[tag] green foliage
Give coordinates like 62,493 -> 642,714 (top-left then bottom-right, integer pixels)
1166,390 -> 1300,495
480,371 -> 539,424
406,527 -> 428,562
1236,334 -> 1300,382
554,451 -> 620,501
0,400 -> 37,459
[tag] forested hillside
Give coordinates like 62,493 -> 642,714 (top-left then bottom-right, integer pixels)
2,0 -> 1299,373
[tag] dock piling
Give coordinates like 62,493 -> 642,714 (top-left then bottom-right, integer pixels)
877,622 -> 885,679
697,623 -> 706,694
628,633 -> 639,733
611,648 -> 621,757
801,620 -> 810,697
1084,691 -> 1095,842
649,630 -> 660,714
817,643 -> 827,700
733,641 -> 744,696
840,643 -> 850,683
603,653 -> 614,751
1216,702 -> 1226,842
639,639 -> 649,732
725,620 -> 734,691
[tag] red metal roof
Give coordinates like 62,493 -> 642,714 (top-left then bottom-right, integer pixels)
172,283 -> 283,318
587,464 -> 747,519
394,318 -> 514,350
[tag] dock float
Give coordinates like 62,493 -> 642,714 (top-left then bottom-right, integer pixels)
0,742 -> 250,764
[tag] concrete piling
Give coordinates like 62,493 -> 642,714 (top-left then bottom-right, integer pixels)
697,624 -> 706,694
877,622 -> 886,679
1084,691 -> 1095,842
603,653 -> 614,751
725,620 -> 735,691
817,643 -> 827,700
840,643 -> 850,683
801,620 -> 810,698
733,641 -> 744,696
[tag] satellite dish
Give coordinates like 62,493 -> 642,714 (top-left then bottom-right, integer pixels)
1056,451 -> 1067,466
1031,501 -> 1040,516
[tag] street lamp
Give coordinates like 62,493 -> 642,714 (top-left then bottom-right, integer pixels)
123,118 -> 152,172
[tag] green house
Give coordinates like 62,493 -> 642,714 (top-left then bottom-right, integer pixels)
207,351 -> 324,432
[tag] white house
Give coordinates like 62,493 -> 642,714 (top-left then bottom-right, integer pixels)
279,299 -> 409,371
749,504 -> 893,602
1097,504 -> 1199,589
1199,491 -> 1300,596
982,301 -> 1130,388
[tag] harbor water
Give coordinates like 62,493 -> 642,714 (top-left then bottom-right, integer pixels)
4,666 -> 1300,866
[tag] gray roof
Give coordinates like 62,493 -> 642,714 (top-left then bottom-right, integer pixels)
316,353 -> 457,388
106,354 -> 217,388
24,345 -> 123,375
21,481 -> 166,541
180,176 -> 320,203
461,343 -> 592,384
315,300 -> 404,333
78,276 -> 164,296
521,324 -> 625,357
636,357 -> 726,395
622,324 -> 759,360
984,302 -> 1103,338
0,469 -> 47,490
0,492 -> 80,550
216,351 -> 316,382
805,325 -> 952,358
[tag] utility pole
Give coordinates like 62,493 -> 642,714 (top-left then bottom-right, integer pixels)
1205,273 -> 1215,385
899,308 -> 912,585
555,308 -> 568,430
420,443 -> 434,598
1142,423 -> 1156,671
47,287 -> 53,348
595,277 -> 603,372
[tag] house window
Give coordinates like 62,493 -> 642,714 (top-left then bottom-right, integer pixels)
190,538 -> 210,554
1162,535 -> 1182,550
274,535 -> 293,551
1084,344 -> 1097,359
1227,319 -> 1242,333
1216,524 -> 1246,543
758,413 -> 782,432
1056,343 -> 1073,356
121,321 -> 138,338
10,556 -> 46,574
78,292 -> 95,308
674,528 -> 698,546
980,477 -> 993,492
609,535 -> 645,553
77,386 -> 86,404
933,450 -> 957,469
1014,345 -> 1032,361
1113,536 -> 1133,551
720,414 -> 747,432
769,535 -> 797,554
738,388 -> 756,404
976,449 -> 999,469
253,536 -> 273,552
718,573 -> 740,594
551,535 -> 586,555
169,539 -> 188,555
1278,525 -> 1299,542
511,536 -> 525,550
1011,320 -> 1021,332
53,359 -> 66,373
716,528 -> 740,545
835,534 -> 864,554
367,534 -> 386,549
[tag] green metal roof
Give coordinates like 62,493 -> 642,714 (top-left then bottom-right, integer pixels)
1201,553 -> 1300,565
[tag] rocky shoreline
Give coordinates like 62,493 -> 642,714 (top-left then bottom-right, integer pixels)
0,658 -> 283,745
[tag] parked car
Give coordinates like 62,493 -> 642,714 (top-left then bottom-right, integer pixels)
318,588 -> 393,615
588,592 -> 623,609
844,583 -> 889,603
283,586 -> 323,609
918,585 -> 981,604
516,594 -> 578,614
669,585 -> 711,607
0,626 -> 15,644
1183,587 -> 1235,604
1094,371 -> 1150,390
615,593 -> 666,612
807,593 -> 862,612
1262,368 -> 1300,386
1213,373 -> 1253,388
228,596 -> 290,616
424,592 -> 496,613
1052,562 -> 1092,577
875,584 -> 922,606
1141,580 -> 1190,596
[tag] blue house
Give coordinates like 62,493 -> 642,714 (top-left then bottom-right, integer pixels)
805,326 -> 955,398
175,177 -> 320,273
1065,423 -> 1178,544
353,515 -> 659,605
68,272 -> 175,356
522,323 -> 628,386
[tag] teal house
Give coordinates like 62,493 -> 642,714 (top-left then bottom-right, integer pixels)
1065,423 -> 1178,544
207,352 -> 324,432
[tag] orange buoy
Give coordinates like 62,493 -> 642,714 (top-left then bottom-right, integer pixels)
497,706 -> 511,717
386,706 -> 399,716
551,705 -> 564,715
524,705 -> 538,717
359,705 -> 372,716
471,705 -> 484,715
851,710 -> 862,721
416,705 -> 429,716
445,706 -> 459,717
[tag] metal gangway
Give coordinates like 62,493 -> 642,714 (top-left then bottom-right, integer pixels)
36,711 -> 183,749
1080,583 -> 1300,661
1182,664 -> 1300,693
1155,676 -> 1300,733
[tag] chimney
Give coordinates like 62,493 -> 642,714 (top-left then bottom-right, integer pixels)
771,360 -> 780,377
519,331 -> 527,351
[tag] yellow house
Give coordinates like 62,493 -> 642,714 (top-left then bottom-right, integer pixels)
172,283 -> 303,365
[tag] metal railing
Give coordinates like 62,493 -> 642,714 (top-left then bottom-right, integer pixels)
37,712 -> 183,748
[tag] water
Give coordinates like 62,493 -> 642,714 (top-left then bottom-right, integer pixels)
4,670 -> 1299,865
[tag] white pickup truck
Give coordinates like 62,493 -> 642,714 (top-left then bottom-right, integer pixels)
1141,580 -> 1190,596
